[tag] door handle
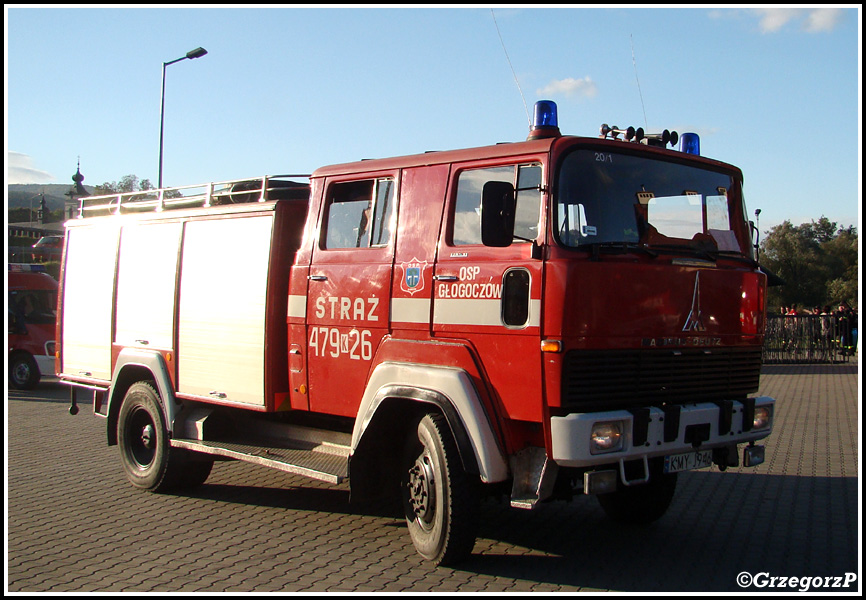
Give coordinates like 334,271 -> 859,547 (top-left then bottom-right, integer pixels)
308,275 -> 328,281
433,275 -> 458,282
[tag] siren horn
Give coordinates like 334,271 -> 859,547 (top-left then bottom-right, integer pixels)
642,129 -> 679,147
599,124 -> 645,142
613,126 -> 642,141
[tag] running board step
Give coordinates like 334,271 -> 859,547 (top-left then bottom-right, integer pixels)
171,439 -> 349,484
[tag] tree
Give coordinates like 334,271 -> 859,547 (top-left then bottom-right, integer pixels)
94,174 -> 180,200
94,174 -> 154,195
822,225 -> 858,307
9,207 -> 33,223
760,217 -> 858,310
8,206 -> 63,224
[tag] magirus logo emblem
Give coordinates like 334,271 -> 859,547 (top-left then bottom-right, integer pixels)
399,258 -> 428,296
683,271 -> 707,332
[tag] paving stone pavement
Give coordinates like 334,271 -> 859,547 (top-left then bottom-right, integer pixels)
5,362 -> 861,593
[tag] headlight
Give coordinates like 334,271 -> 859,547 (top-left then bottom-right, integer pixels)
753,406 -> 772,430
590,421 -> 624,454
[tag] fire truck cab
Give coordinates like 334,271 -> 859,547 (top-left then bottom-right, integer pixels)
57,101 -> 775,565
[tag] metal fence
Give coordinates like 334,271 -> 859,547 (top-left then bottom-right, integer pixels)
763,314 -> 858,363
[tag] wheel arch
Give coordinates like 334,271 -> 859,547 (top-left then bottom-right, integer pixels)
351,362 -> 509,487
9,348 -> 34,363
106,349 -> 177,446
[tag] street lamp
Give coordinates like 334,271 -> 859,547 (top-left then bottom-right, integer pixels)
158,46 -> 208,189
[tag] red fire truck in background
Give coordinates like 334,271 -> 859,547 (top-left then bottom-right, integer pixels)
57,101 -> 774,565
9,264 -> 58,390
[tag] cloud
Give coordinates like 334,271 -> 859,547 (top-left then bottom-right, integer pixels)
803,8 -> 845,32
753,8 -> 802,33
751,7 -> 845,33
8,152 -> 55,184
536,76 -> 598,99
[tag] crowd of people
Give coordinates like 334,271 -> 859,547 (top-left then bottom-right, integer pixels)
768,302 -> 858,360
780,302 -> 854,318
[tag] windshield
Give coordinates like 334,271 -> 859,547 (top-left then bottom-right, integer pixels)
33,236 -> 62,248
9,289 -> 57,325
555,149 -> 752,257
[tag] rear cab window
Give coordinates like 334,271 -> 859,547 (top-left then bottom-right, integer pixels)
323,178 -> 396,249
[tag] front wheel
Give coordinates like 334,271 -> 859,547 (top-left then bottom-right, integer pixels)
401,413 -> 479,566
9,352 -> 40,390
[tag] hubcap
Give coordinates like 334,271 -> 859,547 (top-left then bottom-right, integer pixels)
128,409 -> 157,468
407,452 -> 436,525
140,424 -> 154,449
12,362 -> 31,385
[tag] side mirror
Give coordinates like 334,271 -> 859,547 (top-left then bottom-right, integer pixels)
481,181 -> 516,247
750,220 -> 760,259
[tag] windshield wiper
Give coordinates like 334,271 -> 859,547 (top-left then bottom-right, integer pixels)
578,242 -> 659,260
649,243 -> 719,262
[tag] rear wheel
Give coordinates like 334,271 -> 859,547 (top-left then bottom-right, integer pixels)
401,413 -> 479,566
117,382 -> 212,492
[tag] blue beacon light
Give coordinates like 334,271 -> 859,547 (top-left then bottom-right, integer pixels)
680,132 -> 700,156
528,100 -> 560,140
534,100 -> 558,128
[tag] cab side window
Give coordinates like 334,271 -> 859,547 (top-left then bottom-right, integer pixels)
452,163 -> 541,245
324,178 -> 395,249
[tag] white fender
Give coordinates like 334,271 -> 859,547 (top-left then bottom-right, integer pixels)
109,348 -> 178,433
353,361 -> 509,483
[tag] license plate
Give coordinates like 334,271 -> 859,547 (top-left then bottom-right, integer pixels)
664,449 -> 713,473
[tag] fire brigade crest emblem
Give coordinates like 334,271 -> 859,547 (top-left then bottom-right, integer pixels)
400,258 -> 428,295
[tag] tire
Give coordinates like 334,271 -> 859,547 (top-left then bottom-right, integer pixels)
596,458 -> 677,525
9,352 -> 41,390
401,413 -> 479,566
117,382 -> 212,492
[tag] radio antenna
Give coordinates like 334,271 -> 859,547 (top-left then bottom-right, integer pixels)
491,9 -> 531,130
631,34 -> 648,130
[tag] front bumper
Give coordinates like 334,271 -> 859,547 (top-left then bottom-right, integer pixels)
550,396 -> 774,468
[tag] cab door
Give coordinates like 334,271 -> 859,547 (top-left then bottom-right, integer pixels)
306,174 -> 398,417
432,161 -> 546,422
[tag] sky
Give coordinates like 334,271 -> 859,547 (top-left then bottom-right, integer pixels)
5,6 -> 862,233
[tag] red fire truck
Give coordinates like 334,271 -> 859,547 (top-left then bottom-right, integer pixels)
9,264 -> 58,390
57,101 -> 774,565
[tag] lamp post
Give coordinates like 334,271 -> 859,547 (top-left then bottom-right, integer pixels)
158,46 -> 207,189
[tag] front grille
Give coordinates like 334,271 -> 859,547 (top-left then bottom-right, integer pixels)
561,346 -> 762,411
